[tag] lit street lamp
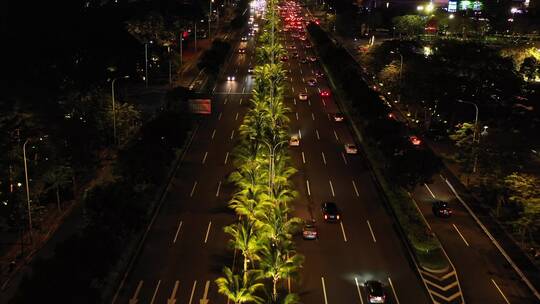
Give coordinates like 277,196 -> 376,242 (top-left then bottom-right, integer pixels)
111,76 -> 130,145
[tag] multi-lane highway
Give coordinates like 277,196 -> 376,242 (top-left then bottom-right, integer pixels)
112,4 -> 430,303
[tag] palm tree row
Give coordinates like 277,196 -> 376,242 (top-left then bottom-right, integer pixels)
216,1 -> 304,303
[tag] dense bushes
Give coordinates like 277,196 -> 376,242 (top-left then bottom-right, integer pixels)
10,106 -> 192,303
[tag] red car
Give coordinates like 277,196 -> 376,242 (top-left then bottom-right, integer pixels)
320,90 -> 330,97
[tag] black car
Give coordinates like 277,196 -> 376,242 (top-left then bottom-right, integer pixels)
322,202 -> 340,222
432,201 -> 452,218
365,280 -> 386,303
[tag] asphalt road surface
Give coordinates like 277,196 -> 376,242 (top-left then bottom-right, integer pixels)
112,10 -> 430,304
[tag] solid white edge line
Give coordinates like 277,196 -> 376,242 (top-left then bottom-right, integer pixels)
301,152 -> 306,164
321,277 -> 329,304
322,152 -> 327,165
367,220 -> 377,243
354,277 -> 364,304
352,180 -> 360,197
449,223 -> 470,246
340,221 -> 348,242
224,152 -> 229,164
173,220 -> 183,244
491,279 -> 511,304
216,181 -> 222,197
188,281 -> 197,304
444,177 -> 540,300
190,181 -> 198,197
424,183 -> 436,198
329,180 -> 335,197
410,195 -> 432,230
202,151 -> 208,164
306,180 -> 311,196
388,277 -> 400,304
204,221 -> 212,243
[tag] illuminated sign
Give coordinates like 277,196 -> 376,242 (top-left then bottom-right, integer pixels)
189,99 -> 212,114
448,1 -> 457,12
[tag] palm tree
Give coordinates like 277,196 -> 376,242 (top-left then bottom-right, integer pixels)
43,165 -> 73,211
215,267 -> 265,304
224,220 -> 264,275
257,204 -> 302,246
229,185 -> 271,221
259,243 -> 304,302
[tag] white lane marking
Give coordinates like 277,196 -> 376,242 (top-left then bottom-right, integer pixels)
329,180 -> 335,197
293,98 -> 297,105
308,99 -> 311,106
299,129 -> 302,139
204,221 -> 212,243
424,183 -> 436,198
321,277 -> 329,304
355,277 -> 364,304
224,152 -> 229,164
213,84 -> 217,92
242,87 -> 246,93
340,221 -> 348,242
292,86 -> 295,93
228,87 -> 232,93
302,77 -> 305,82
306,180 -> 311,196
211,129 -> 216,139
322,99 -> 326,107
173,220 -> 183,244
230,130 -> 235,140
239,97 -> 243,104
130,281 -> 143,303
188,281 -> 197,304
311,113 -> 315,120
316,129 -> 320,140
301,152 -> 306,164
224,98 -> 228,105
388,277 -> 400,304
202,151 -> 208,164
168,281 -> 180,303
321,152 -> 327,165
317,87 -> 321,93
201,280 -> 210,303
352,180 -> 360,197
327,113 -> 331,120
341,152 -> 348,164
453,224 -> 470,247
410,196 -> 432,230
305,87 -> 308,93
492,279 -> 511,304
296,112 -> 299,120
218,112 -> 223,120
235,112 -> 239,120
333,130 -> 339,142
216,181 -> 222,197
190,181 -> 198,197
366,220 -> 377,243
150,280 -> 161,304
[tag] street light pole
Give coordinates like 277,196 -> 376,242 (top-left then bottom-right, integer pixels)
22,139 -> 33,242
458,99 -> 479,173
144,42 -> 149,88
111,76 -> 130,145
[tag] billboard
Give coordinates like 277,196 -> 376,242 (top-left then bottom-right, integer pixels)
189,99 -> 212,114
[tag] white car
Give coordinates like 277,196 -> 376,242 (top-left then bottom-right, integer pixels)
333,113 -> 344,122
298,93 -> 308,101
289,135 -> 300,146
344,144 -> 358,154
227,75 -> 236,81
